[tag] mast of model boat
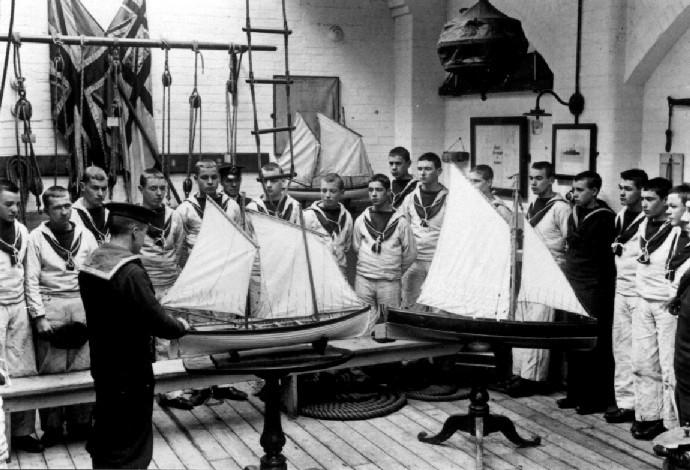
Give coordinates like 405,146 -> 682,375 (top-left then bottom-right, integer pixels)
507,175 -> 522,321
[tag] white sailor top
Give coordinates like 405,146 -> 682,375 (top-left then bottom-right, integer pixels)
635,218 -> 680,301
176,193 -> 241,258
613,208 -> 645,296
398,185 -> 448,262
352,207 -> 417,281
25,222 -> 98,318
246,193 -> 301,225
527,194 -> 571,268
302,202 -> 353,271
70,197 -> 109,244
139,206 -> 184,289
0,220 -> 29,305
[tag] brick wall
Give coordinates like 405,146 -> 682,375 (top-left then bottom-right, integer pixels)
0,0 -> 395,206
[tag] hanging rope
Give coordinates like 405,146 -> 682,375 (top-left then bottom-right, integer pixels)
225,46 -> 243,166
78,35 -> 87,169
7,37 -> 43,222
183,44 -> 203,198
0,0 -> 16,112
106,46 -> 125,199
161,43 -> 172,202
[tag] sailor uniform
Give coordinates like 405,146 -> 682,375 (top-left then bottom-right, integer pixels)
0,220 -> 37,438
564,201 -> 616,411
631,218 -> 680,429
391,177 -> 418,209
246,193 -> 301,225
79,244 -> 186,469
512,193 -> 571,383
176,193 -> 241,266
610,208 -> 646,412
399,185 -> 448,308
671,242 -> 690,427
352,207 -> 417,308
25,222 -> 98,433
140,206 -> 184,296
303,202 -> 353,273
70,198 -> 109,244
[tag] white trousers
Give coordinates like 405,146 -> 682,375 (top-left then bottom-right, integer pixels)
355,275 -> 401,309
612,293 -> 635,410
632,297 -> 678,427
512,302 -> 554,382
401,260 -> 431,309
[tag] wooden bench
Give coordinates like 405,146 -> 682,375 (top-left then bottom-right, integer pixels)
0,337 -> 462,456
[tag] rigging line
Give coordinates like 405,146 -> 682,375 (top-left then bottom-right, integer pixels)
0,0 -> 16,110
79,35 -> 87,168
161,45 -> 171,200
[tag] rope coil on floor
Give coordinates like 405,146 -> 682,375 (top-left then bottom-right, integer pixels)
299,390 -> 407,421
406,384 -> 471,402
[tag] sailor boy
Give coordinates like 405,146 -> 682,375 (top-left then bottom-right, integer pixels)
0,179 -> 42,453
219,163 -> 253,208
247,162 -> 301,224
70,166 -> 110,244
606,169 -> 647,424
353,174 -> 416,309
399,152 -> 448,309
176,159 -> 241,266
388,146 -> 418,210
631,177 -> 679,439
25,185 -> 99,446
303,173 -> 353,275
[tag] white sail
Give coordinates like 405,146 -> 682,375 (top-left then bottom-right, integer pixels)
277,112 -> 320,187
417,164 -> 512,317
316,113 -> 373,188
249,211 -> 367,319
161,200 -> 258,316
417,164 -> 587,319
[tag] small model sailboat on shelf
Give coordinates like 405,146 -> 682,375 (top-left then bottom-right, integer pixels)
161,199 -> 373,355
384,164 -> 598,350
274,112 -> 374,202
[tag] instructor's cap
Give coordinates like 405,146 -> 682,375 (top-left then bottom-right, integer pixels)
218,163 -> 243,179
105,202 -> 156,225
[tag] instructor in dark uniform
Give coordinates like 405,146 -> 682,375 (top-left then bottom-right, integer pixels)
79,203 -> 188,469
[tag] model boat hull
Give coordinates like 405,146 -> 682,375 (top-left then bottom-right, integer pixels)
173,306 -> 374,355
385,308 -> 598,351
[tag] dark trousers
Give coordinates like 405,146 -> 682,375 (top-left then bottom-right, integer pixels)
566,281 -> 616,408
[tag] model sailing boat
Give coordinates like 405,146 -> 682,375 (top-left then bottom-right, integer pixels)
275,112 -> 373,201
161,200 -> 373,354
384,164 -> 598,350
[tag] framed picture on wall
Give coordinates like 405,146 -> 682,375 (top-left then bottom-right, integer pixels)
470,116 -> 529,197
551,124 -> 597,179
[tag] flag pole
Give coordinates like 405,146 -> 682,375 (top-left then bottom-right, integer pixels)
0,33 -> 276,52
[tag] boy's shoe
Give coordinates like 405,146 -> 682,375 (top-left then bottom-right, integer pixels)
12,435 -> 44,453
631,419 -> 666,440
604,407 -> 635,423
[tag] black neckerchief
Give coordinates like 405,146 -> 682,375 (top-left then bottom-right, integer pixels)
260,196 -> 293,221
74,207 -> 106,243
146,208 -> 172,248
310,203 -> 346,237
413,190 -> 446,228
392,178 -> 417,208
363,209 -> 399,254
42,227 -> 82,271
611,209 -> 644,256
667,231 -> 690,281
638,219 -> 673,264
0,223 -> 21,266
527,195 -> 565,227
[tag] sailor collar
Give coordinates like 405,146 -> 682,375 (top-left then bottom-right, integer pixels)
0,220 -> 24,266
363,207 -> 402,254
37,221 -> 83,271
308,202 -> 347,235
412,185 -> 448,227
527,193 -> 567,226
146,206 -> 173,248
80,243 -> 141,281
72,198 -> 108,242
392,178 -> 418,206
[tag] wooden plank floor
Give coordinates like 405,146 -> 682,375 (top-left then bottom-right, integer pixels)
11,381 -> 665,469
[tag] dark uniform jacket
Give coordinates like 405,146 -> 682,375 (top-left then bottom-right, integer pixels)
79,243 -> 186,469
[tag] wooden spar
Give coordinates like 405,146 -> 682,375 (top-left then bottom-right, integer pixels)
299,209 -> 320,319
507,174 -> 521,321
240,191 -> 250,329
0,33 -> 276,52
